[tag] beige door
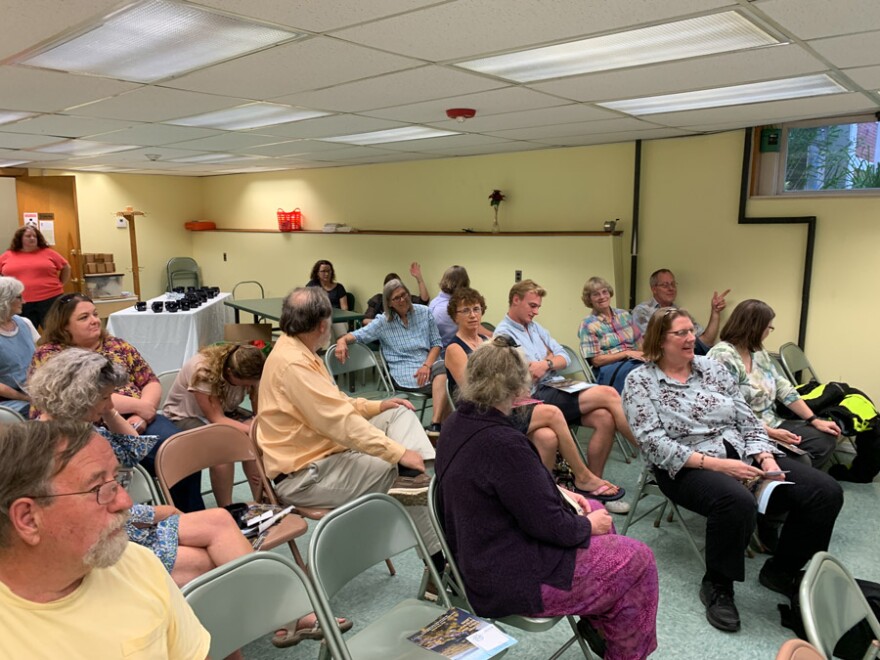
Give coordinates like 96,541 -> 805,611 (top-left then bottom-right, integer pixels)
15,176 -> 83,293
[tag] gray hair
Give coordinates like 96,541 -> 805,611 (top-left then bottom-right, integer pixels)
382,279 -> 411,321
28,348 -> 127,420
0,276 -> 24,322
280,287 -> 331,336
0,420 -> 95,548
581,276 -> 614,310
459,337 -> 531,410
649,268 -> 674,288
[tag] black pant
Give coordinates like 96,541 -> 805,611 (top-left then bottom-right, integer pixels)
21,294 -> 62,330
654,454 -> 843,584
778,419 -> 837,468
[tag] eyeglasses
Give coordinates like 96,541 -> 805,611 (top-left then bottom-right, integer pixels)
456,306 -> 483,316
390,293 -> 409,303
767,325 -> 775,333
494,334 -> 520,349
591,289 -> 611,298
666,328 -> 696,338
27,469 -> 132,506
58,293 -> 92,306
655,281 -> 677,289
318,269 -> 332,274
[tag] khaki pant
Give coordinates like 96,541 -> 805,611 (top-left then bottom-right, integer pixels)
275,407 -> 439,554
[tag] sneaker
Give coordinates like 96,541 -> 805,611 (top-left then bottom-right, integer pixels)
604,499 -> 631,515
425,423 -> 442,439
576,618 -> 607,658
388,473 -> 430,506
699,580 -> 740,632
759,559 -> 796,598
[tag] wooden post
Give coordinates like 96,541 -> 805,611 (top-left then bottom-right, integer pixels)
116,208 -> 145,299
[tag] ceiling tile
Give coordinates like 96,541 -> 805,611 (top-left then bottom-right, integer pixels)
244,140 -> 350,156
421,140 -> 548,156
757,0 -> 880,40
0,132 -> 59,149
364,132 -> 512,152
843,65 -> 880,90
164,132 -> 289,152
0,66 -> 138,113
428,104 -> 620,133
0,0 -> 121,60
86,124 -> 224,146
271,66 -> 506,113
71,87 -> 252,122
0,114 -> 137,138
531,45 -> 826,102
163,37 -> 421,99
332,0 -> 734,61
191,0 -> 442,33
485,116 -> 657,140
808,31 -> 880,69
361,87 -> 569,123
533,127 -> 695,147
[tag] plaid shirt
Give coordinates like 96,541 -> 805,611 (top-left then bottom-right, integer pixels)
578,308 -> 641,360
352,304 -> 441,388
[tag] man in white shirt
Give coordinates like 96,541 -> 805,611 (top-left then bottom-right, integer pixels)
0,420 -> 210,659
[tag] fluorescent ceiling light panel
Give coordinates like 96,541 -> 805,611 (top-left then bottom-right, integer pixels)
322,127 -> 459,145
457,11 -> 781,82
0,111 -> 35,126
35,140 -> 139,156
14,0 -> 305,83
168,103 -> 329,130
598,74 -> 847,115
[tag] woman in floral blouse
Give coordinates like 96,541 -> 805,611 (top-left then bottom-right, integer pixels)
707,299 -> 839,468
30,293 -> 202,512
622,307 -> 842,634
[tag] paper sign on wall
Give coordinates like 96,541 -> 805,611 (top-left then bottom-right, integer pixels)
39,221 -> 56,245
23,212 -> 37,227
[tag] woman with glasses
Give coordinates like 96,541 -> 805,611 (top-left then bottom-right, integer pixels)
707,299 -> 839,468
163,343 -> 265,507
335,278 -> 447,437
623,307 -> 842,633
578,276 -> 645,393
445,287 -> 627,508
0,225 -> 70,329
30,293 -> 203,512
0,276 -> 38,416
437,336 -> 659,660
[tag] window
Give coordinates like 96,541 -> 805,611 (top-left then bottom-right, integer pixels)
779,116 -> 880,193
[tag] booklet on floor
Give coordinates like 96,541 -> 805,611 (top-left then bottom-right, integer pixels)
408,607 -> 516,659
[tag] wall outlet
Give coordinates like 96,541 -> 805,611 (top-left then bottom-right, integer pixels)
116,217 -> 128,229
515,269 -> 522,282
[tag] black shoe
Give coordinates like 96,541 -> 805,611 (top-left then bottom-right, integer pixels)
759,560 -> 796,598
699,581 -> 740,632
576,617 -> 607,658
425,423 -> 442,439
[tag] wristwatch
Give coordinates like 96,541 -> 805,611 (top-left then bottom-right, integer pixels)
546,358 -> 554,370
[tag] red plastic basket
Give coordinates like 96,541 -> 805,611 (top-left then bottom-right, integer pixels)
277,208 -> 302,232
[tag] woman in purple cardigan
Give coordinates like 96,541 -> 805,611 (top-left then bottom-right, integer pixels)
435,336 -> 658,660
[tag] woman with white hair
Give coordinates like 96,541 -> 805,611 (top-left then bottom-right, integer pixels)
0,276 -> 38,416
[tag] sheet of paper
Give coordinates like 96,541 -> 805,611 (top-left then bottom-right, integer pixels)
466,625 -> 509,653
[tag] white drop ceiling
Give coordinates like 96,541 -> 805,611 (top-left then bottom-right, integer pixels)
0,0 -> 877,176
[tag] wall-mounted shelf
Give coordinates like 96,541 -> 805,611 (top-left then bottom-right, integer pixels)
196,228 -> 622,237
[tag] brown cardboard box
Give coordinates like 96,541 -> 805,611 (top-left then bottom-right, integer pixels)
95,263 -> 107,273
102,253 -> 114,262
85,263 -> 98,274
105,262 -> 116,272
83,253 -> 96,263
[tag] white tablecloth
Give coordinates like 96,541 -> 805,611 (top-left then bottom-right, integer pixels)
106,293 -> 232,374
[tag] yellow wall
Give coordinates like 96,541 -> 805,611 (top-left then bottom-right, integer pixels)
27,128 -> 879,397
55,172 -> 200,298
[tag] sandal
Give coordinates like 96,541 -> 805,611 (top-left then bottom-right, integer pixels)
572,482 -> 626,503
272,617 -> 353,648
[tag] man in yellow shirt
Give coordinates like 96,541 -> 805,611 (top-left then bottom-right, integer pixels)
257,287 -> 440,558
0,420 -> 210,659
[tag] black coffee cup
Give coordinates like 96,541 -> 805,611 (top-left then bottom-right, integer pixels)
179,300 -> 191,311
151,301 -> 164,313
165,301 -> 179,312
135,301 -> 147,311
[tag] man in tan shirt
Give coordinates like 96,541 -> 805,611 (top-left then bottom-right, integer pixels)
257,286 -> 439,556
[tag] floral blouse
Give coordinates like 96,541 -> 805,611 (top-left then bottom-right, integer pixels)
31,336 -> 159,401
622,356 -> 779,477
707,341 -> 800,429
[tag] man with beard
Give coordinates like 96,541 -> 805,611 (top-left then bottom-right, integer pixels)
0,420 -> 210,659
